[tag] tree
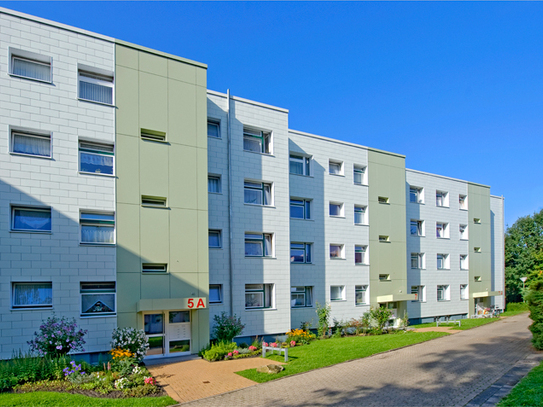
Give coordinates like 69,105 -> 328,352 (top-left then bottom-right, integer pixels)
505,209 -> 543,302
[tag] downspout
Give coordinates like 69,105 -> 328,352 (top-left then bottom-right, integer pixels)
227,89 -> 234,316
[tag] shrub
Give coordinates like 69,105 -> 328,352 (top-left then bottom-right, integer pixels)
202,341 -> 237,361
27,315 -> 87,358
110,327 -> 149,362
316,302 -> 331,338
527,282 -> 543,349
332,318 -> 345,338
370,307 -> 393,331
286,329 -> 315,345
212,312 -> 245,342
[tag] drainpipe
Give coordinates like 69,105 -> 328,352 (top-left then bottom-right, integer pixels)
227,89 -> 234,316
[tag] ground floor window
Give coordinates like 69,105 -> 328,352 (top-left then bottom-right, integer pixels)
80,282 -> 116,316
411,285 -> 426,302
291,286 -> 313,307
245,284 -> 274,309
12,282 -> 52,309
355,285 -> 368,305
330,285 -> 346,301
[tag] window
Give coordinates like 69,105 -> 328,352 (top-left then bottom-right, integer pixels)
209,284 -> 222,303
207,120 -> 220,138
209,230 -> 222,248
410,220 -> 424,236
353,165 -> 367,185
436,191 -> 449,207
355,245 -> 368,265
354,205 -> 367,225
290,198 -> 311,219
9,48 -> 51,82
244,181 -> 272,206
142,264 -> 167,273
11,206 -> 51,232
460,255 -> 468,270
411,285 -> 426,302
12,282 -> 52,309
379,235 -> 390,242
80,282 -> 115,316
411,253 -> 424,269
378,196 -> 389,204
474,276 -> 482,282
10,129 -> 51,158
329,244 -> 344,259
474,247 -> 481,253
245,233 -> 273,257
460,284 -> 469,300
474,218 -> 481,224
459,194 -> 468,210
437,285 -> 450,301
329,160 -> 343,175
379,274 -> 391,281
459,224 -> 468,240
208,175 -> 222,193
245,284 -> 273,309
78,66 -> 114,105
355,285 -> 368,305
243,128 -> 271,154
291,243 -> 312,263
291,286 -> 313,307
329,202 -> 344,217
79,141 -> 114,175
141,129 -> 166,142
141,196 -> 167,207
437,254 -> 450,270
80,212 -> 115,245
290,155 -> 311,176
330,285 -> 346,301
410,186 -> 423,203
436,222 -> 449,238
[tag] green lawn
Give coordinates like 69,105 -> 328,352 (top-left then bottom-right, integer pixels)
236,331 -> 448,383
498,360 -> 543,406
501,310 -> 529,317
411,317 -> 499,330
0,392 -> 177,407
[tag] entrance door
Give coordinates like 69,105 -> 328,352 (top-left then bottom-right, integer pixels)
167,311 -> 191,356
144,313 -> 165,357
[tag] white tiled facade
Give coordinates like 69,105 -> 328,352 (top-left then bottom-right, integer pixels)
0,9 -> 116,358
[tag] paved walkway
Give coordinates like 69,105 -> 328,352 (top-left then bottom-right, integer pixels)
180,314 -> 539,407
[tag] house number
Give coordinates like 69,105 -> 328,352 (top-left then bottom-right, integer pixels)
187,298 -> 206,309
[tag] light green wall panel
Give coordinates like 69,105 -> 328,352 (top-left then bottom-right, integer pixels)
169,208 -> 199,272
116,45 -> 138,70
116,203 -> 140,272
196,87 -> 208,150
116,135 -> 140,205
140,208 -> 170,263
139,72 -> 168,134
197,210 -> 209,273
117,272 -> 142,313
115,65 -> 139,137
170,272 -> 200,298
139,51 -> 168,77
195,308 -> 210,351
141,274 -> 170,299
139,141 -> 169,199
197,148 -> 208,210
168,145 -> 198,210
117,312 -> 138,330
168,59 -> 196,83
196,67 -> 207,88
168,80 -> 197,148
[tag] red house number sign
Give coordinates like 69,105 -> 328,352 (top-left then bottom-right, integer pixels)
187,298 -> 206,309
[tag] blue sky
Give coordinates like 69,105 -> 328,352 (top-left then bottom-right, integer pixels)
2,1 -> 542,228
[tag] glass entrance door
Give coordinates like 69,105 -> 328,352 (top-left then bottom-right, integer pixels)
167,311 -> 191,355
144,313 -> 165,357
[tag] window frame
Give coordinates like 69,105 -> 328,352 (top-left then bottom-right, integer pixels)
355,285 -> 368,305
436,190 -> 449,207
11,206 -> 52,233
354,205 -> 367,225
353,165 -> 367,185
10,127 -> 52,159
410,219 -> 424,236
460,284 -> 469,300
379,274 -> 391,281
459,194 -> 468,210
243,128 -> 272,154
12,282 -> 53,309
330,285 -> 346,301
9,48 -> 52,83
289,154 -> 311,176
329,244 -> 345,259
379,235 -> 390,242
437,285 -> 450,301
436,222 -> 449,238
329,202 -> 344,217
460,254 -> 469,270
411,253 -> 425,269
79,211 -> 115,245
411,285 -> 426,302
329,160 -> 343,176
77,65 -> 114,106
244,180 -> 273,206
245,232 -> 273,257
290,198 -> 311,220
437,253 -> 450,270
291,242 -> 312,264
80,282 -> 116,317
142,264 -> 168,273
79,140 -> 114,176
355,245 -> 368,265
209,229 -> 222,249
209,284 -> 223,304
208,175 -> 222,194
291,286 -> 313,308
409,186 -> 424,204
245,283 -> 274,309
207,120 -> 221,138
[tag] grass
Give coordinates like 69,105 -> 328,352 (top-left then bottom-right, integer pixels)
236,331 -> 448,383
0,392 -> 177,407
411,317 -> 500,330
502,302 -> 529,317
498,360 -> 543,406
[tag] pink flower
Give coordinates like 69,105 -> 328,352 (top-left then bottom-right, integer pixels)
271,342 -> 278,348
227,352 -> 232,357
263,342 -> 268,347
249,346 -> 257,351
290,341 -> 296,347
233,350 -> 239,355
144,377 -> 156,385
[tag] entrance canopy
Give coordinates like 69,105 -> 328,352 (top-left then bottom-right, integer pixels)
472,291 -> 503,299
377,293 -> 416,303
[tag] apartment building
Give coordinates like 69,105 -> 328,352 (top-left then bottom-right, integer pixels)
0,7 -> 504,359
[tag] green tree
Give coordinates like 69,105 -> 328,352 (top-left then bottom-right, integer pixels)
505,209 -> 543,302
526,280 -> 543,350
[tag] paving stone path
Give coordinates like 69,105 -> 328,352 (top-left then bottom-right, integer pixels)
181,314 -> 540,407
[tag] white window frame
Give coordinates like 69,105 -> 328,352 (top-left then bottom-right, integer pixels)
78,64 -> 114,106
79,211 -> 115,245
460,254 -> 469,270
410,219 -> 424,236
459,224 -> 468,240
355,285 -> 368,305
329,160 -> 343,176
290,198 -> 311,220
207,120 -> 221,138
379,274 -> 391,281
245,233 -> 274,257
142,264 -> 168,273
460,284 -> 469,300
355,245 -> 368,265
11,206 -> 51,233
354,205 -> 368,225
329,244 -> 345,259
12,282 -> 53,309
437,253 -> 450,270
9,127 -> 52,159
353,165 -> 367,185
291,286 -> 313,308
330,285 -> 346,301
291,242 -> 312,264
459,194 -> 468,210
436,222 -> 449,238
436,190 -> 449,207
409,186 -> 424,203
378,196 -> 390,204
411,253 -> 425,269
9,48 -> 52,83
290,154 -> 311,176
474,247 -> 482,253
208,175 -> 222,194
411,285 -> 426,302
209,229 -> 222,248
243,127 -> 272,154
79,140 -> 114,176
245,284 -> 274,309
209,284 -> 223,304
80,282 -> 116,317
437,285 -> 450,301
329,202 -> 344,217
244,180 -> 273,206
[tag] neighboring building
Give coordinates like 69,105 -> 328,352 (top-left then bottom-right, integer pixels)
0,7 -> 504,359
